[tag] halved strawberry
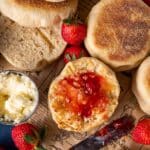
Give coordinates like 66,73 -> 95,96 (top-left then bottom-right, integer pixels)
62,19 -> 87,45
131,118 -> 150,145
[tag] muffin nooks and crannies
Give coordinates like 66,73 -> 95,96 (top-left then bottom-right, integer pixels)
0,0 -> 78,71
48,57 -> 120,132
132,57 -> 150,115
0,13 -> 66,71
85,0 -> 150,71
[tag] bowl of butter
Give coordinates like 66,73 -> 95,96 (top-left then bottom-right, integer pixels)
0,71 -> 39,125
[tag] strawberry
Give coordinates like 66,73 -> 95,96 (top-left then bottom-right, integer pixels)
62,19 -> 87,45
63,46 -> 87,63
12,123 -> 45,150
131,118 -> 150,145
143,0 -> 150,6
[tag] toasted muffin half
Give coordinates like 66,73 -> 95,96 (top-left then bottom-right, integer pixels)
85,0 -> 150,71
48,57 -> 120,132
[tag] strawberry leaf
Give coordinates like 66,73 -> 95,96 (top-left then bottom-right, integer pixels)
72,54 -> 77,60
24,134 -> 34,144
65,54 -> 72,61
63,18 -> 72,24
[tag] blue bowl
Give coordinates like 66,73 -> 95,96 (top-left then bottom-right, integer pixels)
0,124 -> 17,150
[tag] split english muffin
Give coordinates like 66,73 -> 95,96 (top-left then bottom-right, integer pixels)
85,0 -> 150,71
0,0 -> 78,71
0,13 -> 66,71
0,0 -> 78,27
132,57 -> 150,115
48,57 -> 120,132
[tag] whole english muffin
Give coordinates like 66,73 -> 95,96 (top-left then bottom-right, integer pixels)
132,56 -> 150,115
0,14 -> 66,71
48,57 -> 120,132
85,0 -> 150,71
0,0 -> 78,27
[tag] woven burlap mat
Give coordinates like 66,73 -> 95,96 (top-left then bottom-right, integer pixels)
0,0 -> 150,149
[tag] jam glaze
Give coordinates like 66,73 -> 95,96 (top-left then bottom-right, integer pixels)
56,72 -> 110,119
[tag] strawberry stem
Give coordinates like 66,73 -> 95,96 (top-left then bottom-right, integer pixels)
24,129 -> 40,145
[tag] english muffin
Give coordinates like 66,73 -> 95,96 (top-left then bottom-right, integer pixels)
48,57 -> 120,132
0,13 -> 66,71
0,0 -> 78,27
132,57 -> 150,115
85,0 -> 150,71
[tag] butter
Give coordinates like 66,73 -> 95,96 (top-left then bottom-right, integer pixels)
0,93 -> 8,115
0,72 -> 38,124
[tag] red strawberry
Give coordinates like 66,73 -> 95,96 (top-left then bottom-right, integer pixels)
64,46 -> 87,63
131,118 -> 150,145
143,0 -> 150,6
62,19 -> 87,45
12,123 -> 45,150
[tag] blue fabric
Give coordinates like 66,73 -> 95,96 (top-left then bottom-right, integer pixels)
0,124 -> 17,150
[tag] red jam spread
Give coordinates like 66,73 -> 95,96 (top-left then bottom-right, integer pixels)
56,72 -> 109,118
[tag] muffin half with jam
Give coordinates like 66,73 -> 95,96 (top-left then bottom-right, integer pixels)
48,57 -> 120,132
